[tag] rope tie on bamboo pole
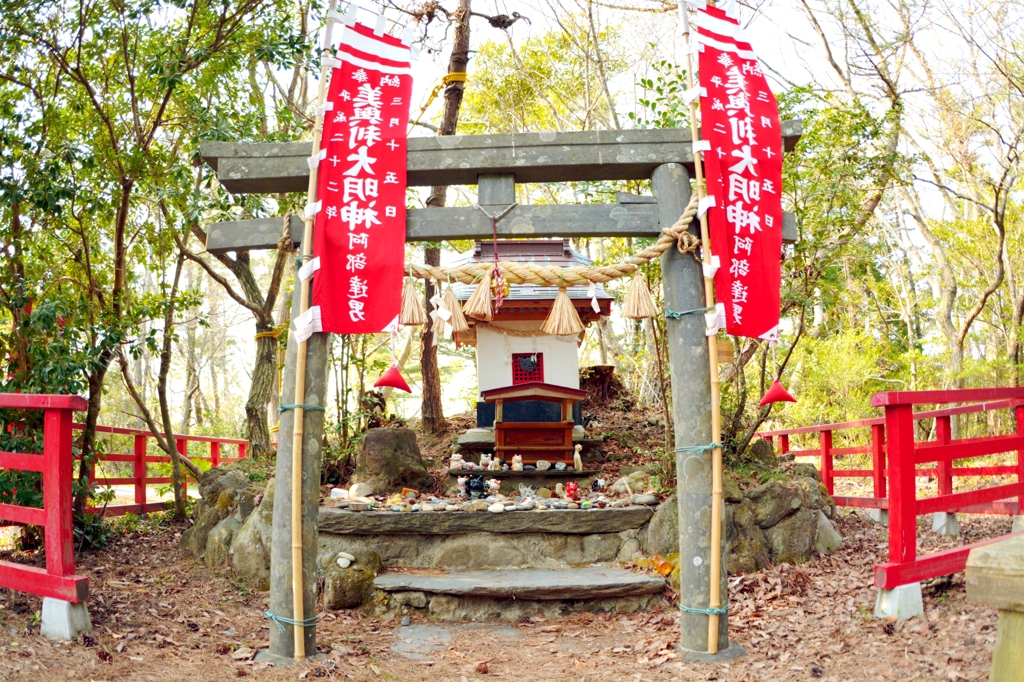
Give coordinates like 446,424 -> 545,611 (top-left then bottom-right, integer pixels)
674,442 -> 721,453
665,306 -> 715,319
264,611 -> 319,633
680,604 -> 729,615
278,404 -> 326,414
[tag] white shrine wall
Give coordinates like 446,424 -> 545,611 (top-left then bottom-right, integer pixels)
475,322 -> 581,395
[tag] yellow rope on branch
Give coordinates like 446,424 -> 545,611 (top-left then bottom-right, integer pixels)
403,194 -> 700,286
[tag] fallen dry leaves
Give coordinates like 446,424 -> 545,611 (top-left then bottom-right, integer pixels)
0,508 -> 1007,681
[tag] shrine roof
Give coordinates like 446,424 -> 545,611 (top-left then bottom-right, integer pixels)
448,239 -> 614,306
480,382 -> 589,403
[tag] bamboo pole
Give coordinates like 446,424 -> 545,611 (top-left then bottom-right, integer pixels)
289,0 -> 340,662
680,5 -> 725,655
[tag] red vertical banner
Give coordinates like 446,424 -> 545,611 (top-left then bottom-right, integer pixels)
311,22 -> 412,334
697,6 -> 782,341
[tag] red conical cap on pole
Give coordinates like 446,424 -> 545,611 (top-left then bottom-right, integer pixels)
759,379 -> 796,406
374,365 -> 411,393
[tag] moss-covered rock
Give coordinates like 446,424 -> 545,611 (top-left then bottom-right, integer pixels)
230,478 -> 275,590
204,516 -> 242,568
322,549 -> 384,610
763,508 -> 817,564
747,480 -> 805,528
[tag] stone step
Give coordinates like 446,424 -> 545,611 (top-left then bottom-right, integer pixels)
319,506 -> 653,536
374,567 -> 666,600
371,567 -> 667,621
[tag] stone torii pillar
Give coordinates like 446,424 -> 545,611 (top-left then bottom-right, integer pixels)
654,163 -> 739,660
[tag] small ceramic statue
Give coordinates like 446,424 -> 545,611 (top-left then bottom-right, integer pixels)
487,478 -> 501,495
511,454 -> 523,471
479,453 -> 492,470
566,481 -> 580,501
468,475 -> 486,499
457,476 -> 468,498
591,478 -> 606,492
449,453 -> 465,470
519,483 -> 536,500
573,444 -> 583,471
488,454 -> 500,471
555,482 -> 565,498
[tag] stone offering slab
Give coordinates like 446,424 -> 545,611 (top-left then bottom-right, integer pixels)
374,567 -> 666,600
318,506 -> 653,535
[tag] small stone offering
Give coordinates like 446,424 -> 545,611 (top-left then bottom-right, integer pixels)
523,465 -> 536,471
535,460 -> 551,471
488,502 -> 505,513
536,487 -> 552,498
566,502 -> 579,509
445,504 -> 459,511
554,462 -> 567,471
630,493 -> 659,506
337,557 -> 352,568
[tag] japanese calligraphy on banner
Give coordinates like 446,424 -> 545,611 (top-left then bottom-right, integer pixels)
312,22 -> 412,334
697,5 -> 782,341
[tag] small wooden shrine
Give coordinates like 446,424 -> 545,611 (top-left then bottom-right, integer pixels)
452,239 -> 613,429
481,382 -> 588,464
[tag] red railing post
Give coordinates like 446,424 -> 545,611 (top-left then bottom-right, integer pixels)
820,430 -> 834,495
210,441 -> 220,468
133,435 -> 147,508
780,434 -> 790,456
1016,405 -> 1024,515
238,442 -> 248,459
936,416 -> 953,497
763,434 -> 774,452
871,423 -> 887,502
886,403 -> 918,568
176,438 -> 189,495
42,407 -> 75,578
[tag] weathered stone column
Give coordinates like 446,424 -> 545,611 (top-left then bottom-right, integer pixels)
262,280 -> 330,662
653,163 -> 732,657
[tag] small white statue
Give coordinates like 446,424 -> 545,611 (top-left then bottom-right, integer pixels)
488,454 -> 500,471
487,478 -> 501,495
573,444 -> 583,471
457,476 -> 468,498
511,454 -> 523,471
555,482 -> 565,499
479,453 -> 493,470
449,453 -> 465,470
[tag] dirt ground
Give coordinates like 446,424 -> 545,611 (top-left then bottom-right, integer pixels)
0,509 -> 1006,682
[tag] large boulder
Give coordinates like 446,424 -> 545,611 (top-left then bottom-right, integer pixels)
729,499 -> 770,574
763,508 -> 817,564
181,492 -> 232,559
813,510 -> 843,554
194,465 -> 251,519
321,549 -> 384,610
746,438 -> 777,469
642,493 -> 678,556
205,516 -> 242,568
231,478 -> 275,589
350,428 -> 433,494
747,480 -> 805,528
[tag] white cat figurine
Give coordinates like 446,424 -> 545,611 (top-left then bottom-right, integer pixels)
511,454 -> 523,471
449,453 -> 465,470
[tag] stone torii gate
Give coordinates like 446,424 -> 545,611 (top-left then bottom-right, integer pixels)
200,122 -> 801,662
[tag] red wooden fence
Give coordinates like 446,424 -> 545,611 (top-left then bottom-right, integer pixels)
0,394 -> 90,602
76,423 -> 248,517
0,392 -> 249,604
760,388 -> 1024,590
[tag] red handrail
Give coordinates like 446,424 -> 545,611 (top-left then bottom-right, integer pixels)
755,389 -> 1024,590
0,393 -> 89,602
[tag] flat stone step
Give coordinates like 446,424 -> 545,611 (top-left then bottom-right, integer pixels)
319,506 -> 653,536
374,567 -> 666,600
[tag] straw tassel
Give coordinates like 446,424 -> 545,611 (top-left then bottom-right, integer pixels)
541,288 -> 585,336
399,278 -> 428,326
442,285 -> 469,333
622,272 -> 658,320
463,270 -> 494,321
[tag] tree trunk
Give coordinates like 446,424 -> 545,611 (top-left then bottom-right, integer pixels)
419,0 -> 472,435
247,330 -> 279,460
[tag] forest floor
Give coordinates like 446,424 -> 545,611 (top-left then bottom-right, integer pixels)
0,509 -> 1005,682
